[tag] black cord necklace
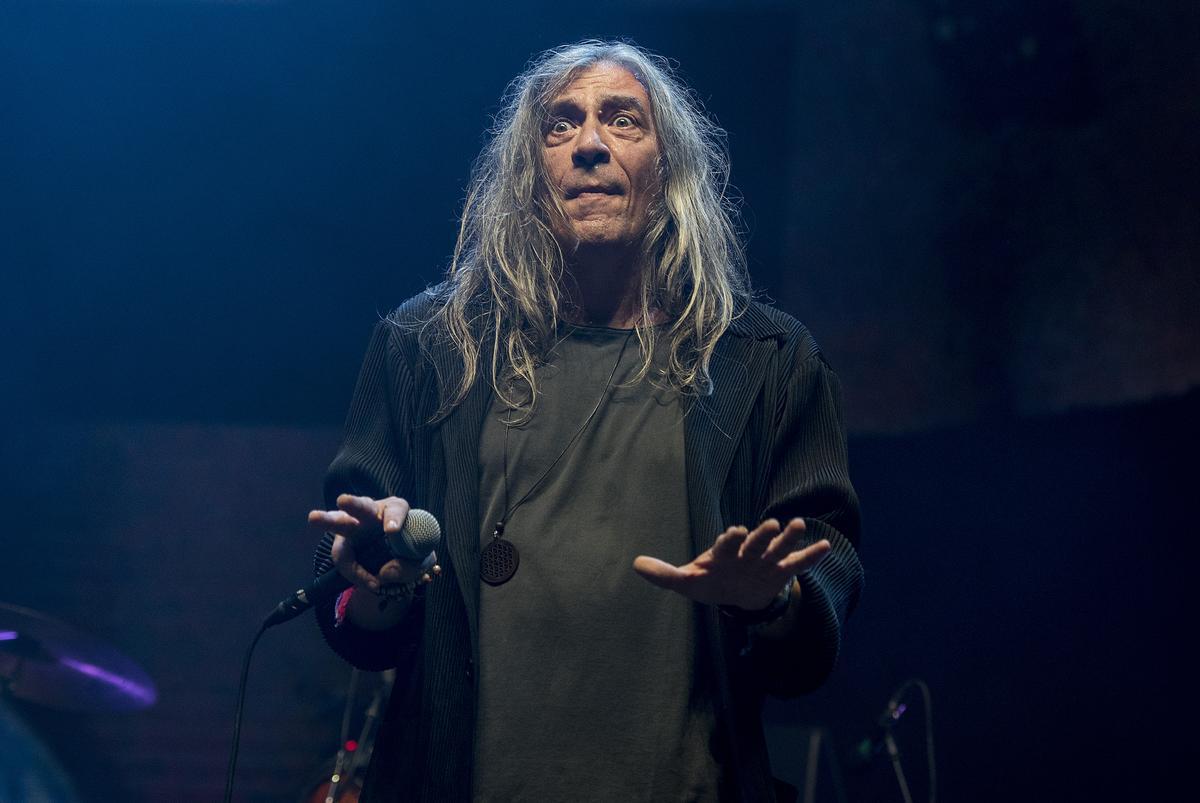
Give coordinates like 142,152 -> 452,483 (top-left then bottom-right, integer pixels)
480,328 -> 634,586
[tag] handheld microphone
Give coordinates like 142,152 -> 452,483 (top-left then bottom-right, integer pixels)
263,509 -> 441,628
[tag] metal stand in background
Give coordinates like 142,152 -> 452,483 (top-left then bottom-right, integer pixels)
303,668 -> 396,803
801,726 -> 849,803
847,678 -> 936,803
883,725 -> 913,803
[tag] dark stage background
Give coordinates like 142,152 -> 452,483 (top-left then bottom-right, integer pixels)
2,1 -> 1195,801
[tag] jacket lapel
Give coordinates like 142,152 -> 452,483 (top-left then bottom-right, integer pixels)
683,311 -> 781,553
432,344 -> 491,645
682,306 -> 785,803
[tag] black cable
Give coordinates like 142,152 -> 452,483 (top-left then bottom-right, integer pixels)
223,622 -> 267,803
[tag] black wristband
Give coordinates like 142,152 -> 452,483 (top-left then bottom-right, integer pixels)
718,578 -> 793,626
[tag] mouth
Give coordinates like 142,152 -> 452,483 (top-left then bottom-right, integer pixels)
565,184 -> 623,200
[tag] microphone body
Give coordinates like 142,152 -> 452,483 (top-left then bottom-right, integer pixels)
264,509 -> 441,628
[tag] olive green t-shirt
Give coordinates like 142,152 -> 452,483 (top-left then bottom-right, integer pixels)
472,324 -> 724,802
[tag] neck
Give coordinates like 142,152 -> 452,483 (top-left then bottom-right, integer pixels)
562,245 -> 660,328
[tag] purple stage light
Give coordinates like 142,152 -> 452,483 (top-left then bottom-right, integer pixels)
60,657 -> 158,706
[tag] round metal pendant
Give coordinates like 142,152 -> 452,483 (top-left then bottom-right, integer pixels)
480,538 -> 519,586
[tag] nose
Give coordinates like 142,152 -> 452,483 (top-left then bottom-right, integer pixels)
572,120 -> 610,169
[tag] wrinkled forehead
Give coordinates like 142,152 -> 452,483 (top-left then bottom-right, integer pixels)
539,60 -> 652,112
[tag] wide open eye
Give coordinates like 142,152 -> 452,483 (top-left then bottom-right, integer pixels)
549,119 -> 573,135
612,115 -> 635,128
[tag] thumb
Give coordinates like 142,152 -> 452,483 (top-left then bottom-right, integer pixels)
632,555 -> 687,590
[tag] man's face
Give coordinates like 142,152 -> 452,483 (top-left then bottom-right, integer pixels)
542,62 -> 661,254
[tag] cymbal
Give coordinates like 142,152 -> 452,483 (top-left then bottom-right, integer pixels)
0,602 -> 157,712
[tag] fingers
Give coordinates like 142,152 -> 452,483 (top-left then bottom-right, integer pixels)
729,517 -> 816,567
333,494 -> 411,531
738,519 -> 781,559
778,539 -> 831,575
332,536 -> 383,592
377,559 -> 406,585
312,494 -> 410,534
337,493 -> 382,522
711,526 -> 749,560
761,518 -> 807,562
375,553 -> 441,587
632,555 -> 689,591
380,497 -> 411,534
308,508 -> 360,535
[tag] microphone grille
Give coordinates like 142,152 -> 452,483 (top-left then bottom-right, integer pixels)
404,509 -> 442,548
385,508 -> 442,562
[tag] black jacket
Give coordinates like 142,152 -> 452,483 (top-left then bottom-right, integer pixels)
315,292 -> 863,802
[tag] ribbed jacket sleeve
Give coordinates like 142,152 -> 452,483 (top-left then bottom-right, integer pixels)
749,345 -> 864,697
312,319 -> 424,671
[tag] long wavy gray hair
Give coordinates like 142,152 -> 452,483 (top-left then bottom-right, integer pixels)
423,39 -> 748,418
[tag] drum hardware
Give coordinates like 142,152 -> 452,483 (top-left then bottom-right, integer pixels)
0,601 -> 157,713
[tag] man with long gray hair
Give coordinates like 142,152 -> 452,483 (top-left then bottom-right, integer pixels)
306,40 -> 862,802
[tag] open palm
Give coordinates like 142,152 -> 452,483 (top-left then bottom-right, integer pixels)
633,518 -> 830,611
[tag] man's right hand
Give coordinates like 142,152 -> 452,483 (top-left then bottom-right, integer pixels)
307,493 -> 430,592
307,494 -> 439,630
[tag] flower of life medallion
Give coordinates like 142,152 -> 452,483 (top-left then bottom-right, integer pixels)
481,523 -> 519,586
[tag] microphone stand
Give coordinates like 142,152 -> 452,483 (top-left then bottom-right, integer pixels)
848,678 -> 935,803
323,669 -> 394,803
883,724 -> 914,803
323,668 -> 360,803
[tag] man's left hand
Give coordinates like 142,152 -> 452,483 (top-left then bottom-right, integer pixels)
633,518 -> 830,611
